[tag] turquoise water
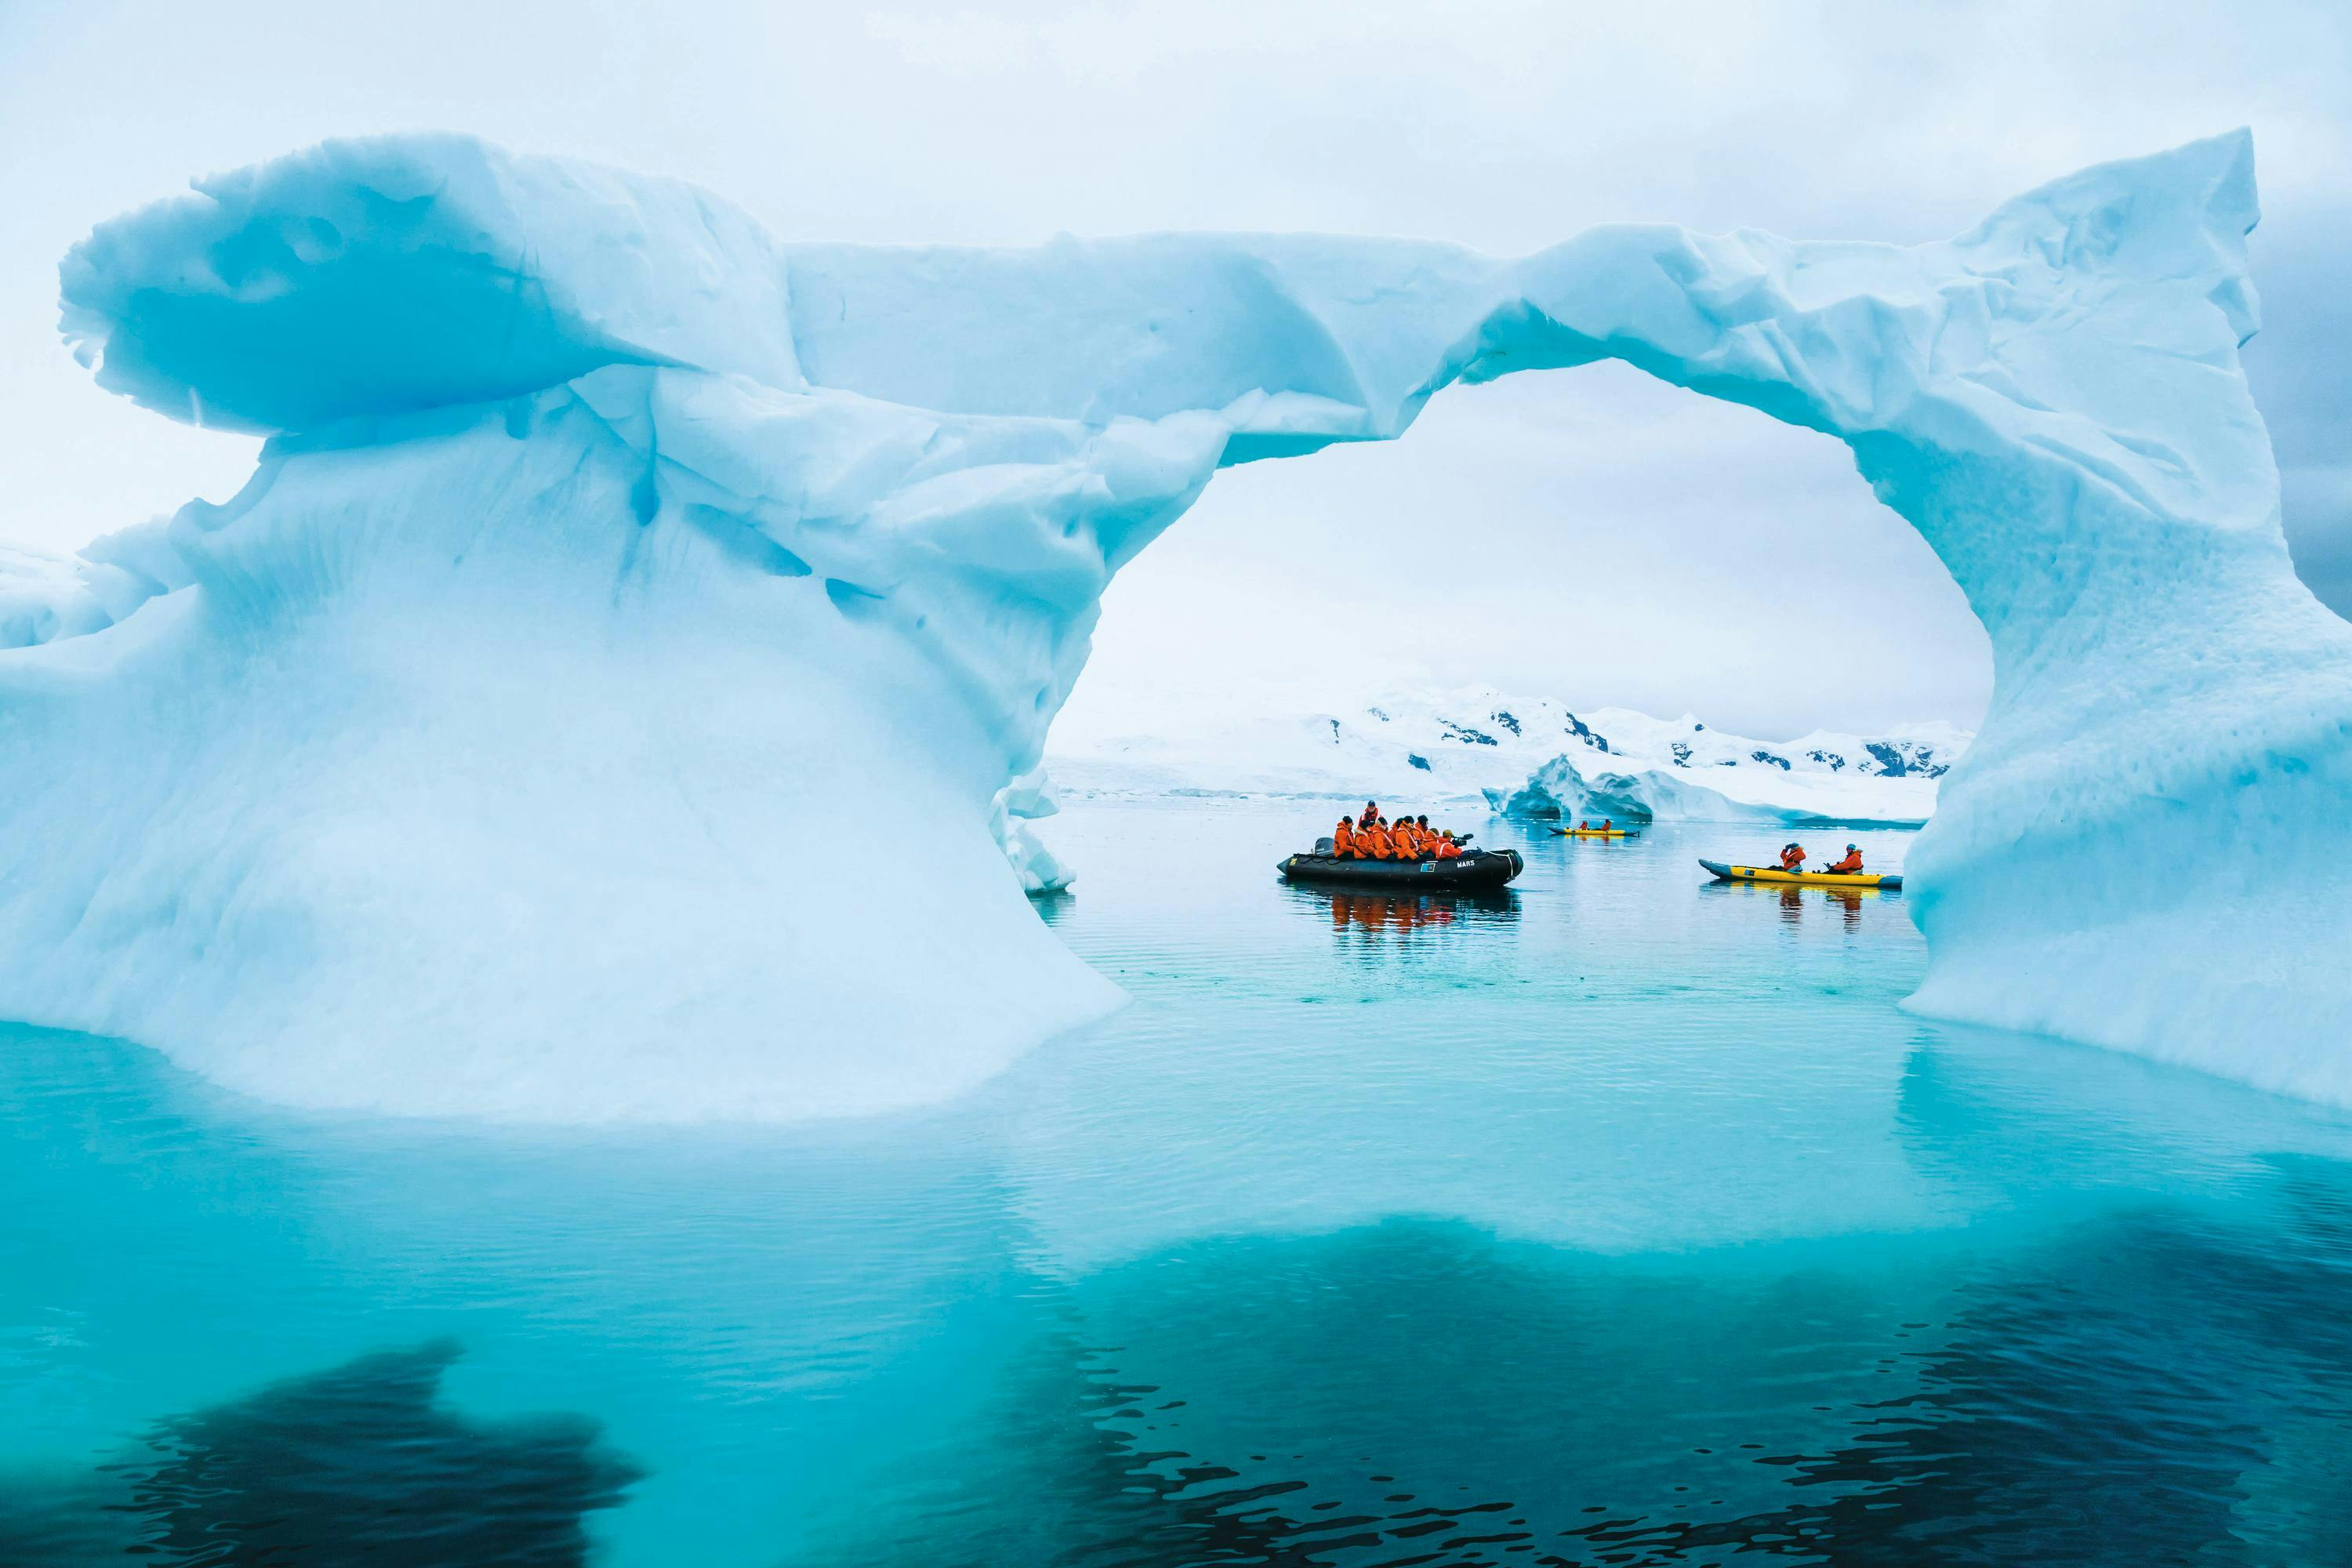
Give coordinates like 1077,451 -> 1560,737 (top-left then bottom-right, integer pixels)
5,797 -> 2352,1565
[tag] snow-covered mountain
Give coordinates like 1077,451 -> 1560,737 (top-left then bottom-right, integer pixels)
1047,684 -> 1969,826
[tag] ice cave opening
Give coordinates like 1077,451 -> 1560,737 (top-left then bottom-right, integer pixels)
1051,358 -> 1995,787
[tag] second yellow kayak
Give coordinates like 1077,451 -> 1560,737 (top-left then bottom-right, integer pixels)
1699,858 -> 1901,890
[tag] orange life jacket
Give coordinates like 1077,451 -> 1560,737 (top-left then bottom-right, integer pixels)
1829,851 -> 1864,874
1780,845 -> 1806,870
1333,823 -> 1358,857
1364,827 -> 1396,859
1436,837 -> 1462,860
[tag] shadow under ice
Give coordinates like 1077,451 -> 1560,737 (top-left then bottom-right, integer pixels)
0,1341 -> 642,1566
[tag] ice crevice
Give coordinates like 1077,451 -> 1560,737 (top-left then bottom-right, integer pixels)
2,128 -> 2347,1120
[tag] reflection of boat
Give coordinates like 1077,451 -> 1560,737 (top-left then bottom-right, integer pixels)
1306,887 -> 1520,934
1326,891 -> 1459,932
1279,848 -> 1524,889
1698,858 -> 1901,890
1549,826 -> 1640,838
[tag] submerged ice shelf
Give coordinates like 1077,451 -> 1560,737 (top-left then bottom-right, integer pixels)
3,129 -> 2347,1119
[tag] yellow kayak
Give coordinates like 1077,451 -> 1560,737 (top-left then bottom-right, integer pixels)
1699,858 -> 1901,890
1551,826 -> 1640,838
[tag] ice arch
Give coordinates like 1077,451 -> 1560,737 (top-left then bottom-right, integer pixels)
4,130 -> 2347,1120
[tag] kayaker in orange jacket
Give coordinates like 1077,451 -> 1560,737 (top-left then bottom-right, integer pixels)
1779,843 -> 1807,872
1827,844 -> 1864,874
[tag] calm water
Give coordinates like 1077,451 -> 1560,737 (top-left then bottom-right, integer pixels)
5,797 -> 2352,1566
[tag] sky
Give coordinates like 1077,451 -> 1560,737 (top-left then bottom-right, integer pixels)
2,0 -> 2346,739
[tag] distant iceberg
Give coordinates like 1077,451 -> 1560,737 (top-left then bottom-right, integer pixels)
5,129 -> 2347,1119
1486,753 -> 1935,829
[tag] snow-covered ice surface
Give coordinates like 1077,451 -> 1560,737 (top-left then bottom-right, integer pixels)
5,129 -> 2348,1118
1047,681 -> 1960,825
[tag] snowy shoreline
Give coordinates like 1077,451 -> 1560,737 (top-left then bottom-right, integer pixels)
1046,684 -> 1963,828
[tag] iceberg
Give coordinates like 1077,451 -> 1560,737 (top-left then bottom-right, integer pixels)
1485,752 -> 1936,829
5,129 -> 2347,1118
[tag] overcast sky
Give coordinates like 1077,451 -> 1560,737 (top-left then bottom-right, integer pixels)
2,0 -> 2345,738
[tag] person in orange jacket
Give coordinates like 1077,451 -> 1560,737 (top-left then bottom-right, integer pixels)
1390,817 -> 1418,858
1434,831 -> 1464,860
1333,816 -> 1362,858
1778,842 -> 1807,872
1362,818 -> 1398,860
1826,844 -> 1864,874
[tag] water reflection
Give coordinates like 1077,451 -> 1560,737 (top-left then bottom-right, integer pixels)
1297,889 -> 1521,938
1029,887 -> 1077,927
1699,880 -> 1880,930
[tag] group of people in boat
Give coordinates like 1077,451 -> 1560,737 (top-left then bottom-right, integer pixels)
1775,840 -> 1867,874
1330,800 -> 1468,862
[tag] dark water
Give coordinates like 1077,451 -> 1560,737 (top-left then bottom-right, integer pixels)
4,798 -> 2351,1566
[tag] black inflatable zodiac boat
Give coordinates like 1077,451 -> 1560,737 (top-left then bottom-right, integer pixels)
1278,847 -> 1523,890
